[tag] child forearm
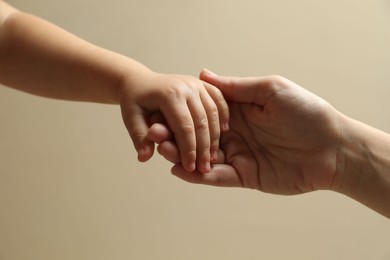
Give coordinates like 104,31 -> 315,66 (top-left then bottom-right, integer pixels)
0,1 -> 149,104
0,1 -> 230,173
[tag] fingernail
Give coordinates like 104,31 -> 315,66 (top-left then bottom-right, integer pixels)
211,150 -> 218,162
137,145 -> 147,161
203,162 -> 211,173
138,144 -> 146,154
188,162 -> 196,172
222,122 -> 229,131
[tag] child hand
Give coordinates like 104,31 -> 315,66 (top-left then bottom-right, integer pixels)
119,70 -> 229,173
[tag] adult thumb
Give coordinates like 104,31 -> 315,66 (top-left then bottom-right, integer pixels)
200,68 -> 278,105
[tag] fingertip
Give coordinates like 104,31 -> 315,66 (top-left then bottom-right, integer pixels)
188,162 -> 196,172
182,160 -> 196,172
222,122 -> 230,132
175,146 -> 197,173
211,150 -> 218,163
203,162 -> 211,173
171,164 -> 180,176
137,142 -> 154,162
196,158 -> 211,174
220,101 -> 230,132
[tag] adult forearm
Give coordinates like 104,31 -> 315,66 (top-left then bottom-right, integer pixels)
0,2 -> 150,104
333,115 -> 390,218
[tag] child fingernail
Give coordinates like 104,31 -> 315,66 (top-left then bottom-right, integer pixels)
211,150 -> 218,162
137,145 -> 147,161
222,122 -> 229,131
188,162 -> 196,172
203,162 -> 211,173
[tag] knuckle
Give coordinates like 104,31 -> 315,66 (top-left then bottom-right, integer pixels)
165,78 -> 203,100
268,74 -> 286,83
260,75 -> 289,97
266,74 -> 287,88
164,86 -> 186,100
130,130 -> 146,143
186,150 -> 197,162
181,123 -> 195,135
195,118 -> 209,131
208,107 -> 219,123
165,83 -> 200,103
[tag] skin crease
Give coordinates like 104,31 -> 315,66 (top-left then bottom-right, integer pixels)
149,69 -> 390,218
0,1 -> 230,173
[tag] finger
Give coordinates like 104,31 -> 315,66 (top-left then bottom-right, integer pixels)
171,164 -> 243,188
147,123 -> 173,144
199,68 -> 283,106
158,90 -> 219,172
121,105 -> 155,162
203,81 -> 230,133
199,88 -> 221,163
187,97 -> 211,173
157,140 -> 181,164
152,122 -> 225,165
157,139 -> 226,165
160,103 -> 196,172
202,81 -> 230,163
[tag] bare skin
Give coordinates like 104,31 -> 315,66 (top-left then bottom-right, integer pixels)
151,69 -> 390,218
0,1 -> 229,172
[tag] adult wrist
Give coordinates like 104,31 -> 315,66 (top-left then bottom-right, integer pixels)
330,114 -> 390,217
330,115 -> 366,195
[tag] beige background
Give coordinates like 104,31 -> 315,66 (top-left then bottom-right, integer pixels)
1,0 -> 390,259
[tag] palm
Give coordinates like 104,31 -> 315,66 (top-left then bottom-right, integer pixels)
220,92 -> 341,194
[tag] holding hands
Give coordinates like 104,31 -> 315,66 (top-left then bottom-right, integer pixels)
0,1 -> 229,174
119,71 -> 229,173
1,1 -> 389,218
152,70 -> 344,194
151,69 -> 390,218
